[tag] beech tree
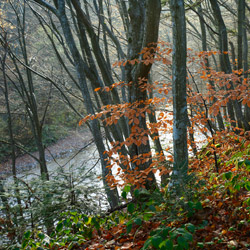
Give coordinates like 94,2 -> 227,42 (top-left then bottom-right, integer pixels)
169,0 -> 188,188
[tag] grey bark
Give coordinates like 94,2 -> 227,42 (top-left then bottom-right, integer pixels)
243,4 -> 250,124
56,0 -> 119,208
170,0 -> 188,186
125,0 -> 161,189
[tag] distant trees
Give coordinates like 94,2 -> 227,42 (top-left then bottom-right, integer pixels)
186,0 -> 250,131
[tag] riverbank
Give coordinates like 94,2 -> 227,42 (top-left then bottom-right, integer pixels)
0,128 -> 93,178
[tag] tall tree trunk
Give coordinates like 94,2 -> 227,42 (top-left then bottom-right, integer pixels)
242,0 -> 250,126
125,0 -> 161,189
57,0 -> 119,208
170,0 -> 188,189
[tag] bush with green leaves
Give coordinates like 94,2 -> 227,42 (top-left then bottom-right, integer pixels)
0,164 -> 107,249
143,223 -> 196,250
118,181 -> 202,249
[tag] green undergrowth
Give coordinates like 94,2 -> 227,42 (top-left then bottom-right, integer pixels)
6,139 -> 250,250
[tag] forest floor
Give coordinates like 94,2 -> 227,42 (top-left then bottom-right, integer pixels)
0,127 -> 93,178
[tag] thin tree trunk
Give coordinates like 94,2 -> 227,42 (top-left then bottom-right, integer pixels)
1,43 -> 23,218
198,4 -> 225,131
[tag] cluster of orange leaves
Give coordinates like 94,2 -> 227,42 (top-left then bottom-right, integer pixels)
79,43 -> 250,190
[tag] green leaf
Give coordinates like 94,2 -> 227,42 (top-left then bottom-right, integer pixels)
73,216 -> 78,224
84,216 -> 89,223
161,227 -> 171,238
177,236 -> 188,249
244,159 -> 250,166
122,191 -> 127,199
86,217 -> 92,225
152,236 -> 163,248
195,201 -> 203,210
38,233 -> 45,240
24,231 -> 31,239
56,223 -> 63,232
143,212 -> 153,221
128,203 -> 135,214
148,204 -> 156,212
134,218 -> 142,225
37,247 -> 44,250
234,183 -> 241,191
188,201 -> 194,208
124,185 -> 131,193
126,222 -> 133,234
63,218 -> 71,227
164,239 -> 174,249
64,229 -> 71,234
183,231 -> 193,242
92,218 -> 100,230
224,171 -> 233,180
197,242 -> 204,247
134,189 -> 140,197
245,182 -> 250,191
246,165 -> 250,171
185,223 -> 195,233
21,239 -> 28,249
142,238 -> 152,250
50,232 -> 55,237
175,228 -> 187,235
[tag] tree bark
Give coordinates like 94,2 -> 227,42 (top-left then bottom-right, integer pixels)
57,0 -> 119,208
170,0 -> 188,188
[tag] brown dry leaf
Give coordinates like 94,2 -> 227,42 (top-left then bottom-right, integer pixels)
227,240 -> 238,248
105,239 -> 115,247
221,229 -> 227,235
121,242 -> 134,249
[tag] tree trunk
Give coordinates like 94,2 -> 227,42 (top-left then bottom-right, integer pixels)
170,0 -> 188,189
57,1 -> 119,208
125,0 -> 161,189
1,43 -> 23,217
242,0 -> 250,126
